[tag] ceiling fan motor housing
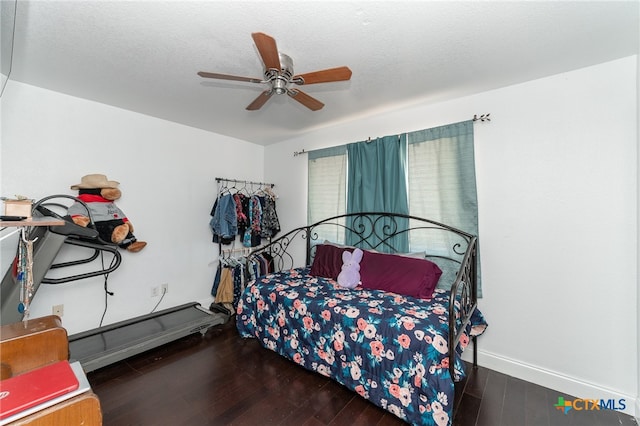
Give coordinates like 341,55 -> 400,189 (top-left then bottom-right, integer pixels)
268,53 -> 294,95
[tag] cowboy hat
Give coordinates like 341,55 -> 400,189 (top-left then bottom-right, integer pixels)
70,174 -> 120,190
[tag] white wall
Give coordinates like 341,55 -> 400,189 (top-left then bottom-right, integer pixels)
0,81 -> 264,335
265,56 -> 639,416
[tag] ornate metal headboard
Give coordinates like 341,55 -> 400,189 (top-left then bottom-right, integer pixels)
251,212 -> 474,275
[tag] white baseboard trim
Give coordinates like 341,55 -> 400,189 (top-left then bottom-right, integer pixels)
462,348 -> 637,418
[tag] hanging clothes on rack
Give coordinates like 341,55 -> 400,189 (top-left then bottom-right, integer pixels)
210,192 -> 237,245
234,193 -> 249,237
210,178 -> 278,247
215,266 -> 234,305
243,194 -> 263,247
210,251 -> 249,315
209,178 -> 279,313
246,251 -> 274,277
260,188 -> 280,239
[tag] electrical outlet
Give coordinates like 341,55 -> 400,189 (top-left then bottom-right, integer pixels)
150,286 -> 159,297
52,304 -> 64,317
161,283 -> 168,294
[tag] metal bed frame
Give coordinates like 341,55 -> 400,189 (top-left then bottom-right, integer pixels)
247,211 -> 479,379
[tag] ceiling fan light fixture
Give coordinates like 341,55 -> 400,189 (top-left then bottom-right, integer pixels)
273,77 -> 287,95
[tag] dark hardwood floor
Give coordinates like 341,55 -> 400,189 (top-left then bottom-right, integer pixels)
88,319 -> 638,426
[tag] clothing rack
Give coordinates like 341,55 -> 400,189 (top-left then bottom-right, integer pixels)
215,177 -> 275,188
293,113 -> 491,156
220,246 -> 254,258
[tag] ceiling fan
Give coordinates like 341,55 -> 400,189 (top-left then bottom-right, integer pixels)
198,32 -> 352,111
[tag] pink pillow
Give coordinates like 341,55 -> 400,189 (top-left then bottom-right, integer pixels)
359,250 -> 442,299
310,244 -> 353,279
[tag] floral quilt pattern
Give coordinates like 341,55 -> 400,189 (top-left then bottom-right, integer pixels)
236,268 -> 487,426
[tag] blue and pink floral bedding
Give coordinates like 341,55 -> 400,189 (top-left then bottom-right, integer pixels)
236,267 -> 487,426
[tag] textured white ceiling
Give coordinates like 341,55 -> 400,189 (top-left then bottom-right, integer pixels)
8,0 -> 639,145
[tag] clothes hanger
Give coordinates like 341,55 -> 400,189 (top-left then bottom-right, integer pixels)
219,181 -> 232,196
253,182 -> 266,197
239,182 -> 250,196
263,185 -> 277,199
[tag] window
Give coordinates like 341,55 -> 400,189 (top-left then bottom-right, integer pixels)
307,145 -> 347,243
307,120 -> 481,294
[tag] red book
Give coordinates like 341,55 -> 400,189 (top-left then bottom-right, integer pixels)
0,361 -> 79,420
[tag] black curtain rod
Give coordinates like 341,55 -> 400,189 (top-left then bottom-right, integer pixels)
215,177 -> 275,188
293,113 -> 491,156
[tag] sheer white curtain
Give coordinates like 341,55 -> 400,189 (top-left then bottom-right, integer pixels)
307,146 -> 347,243
407,120 -> 481,295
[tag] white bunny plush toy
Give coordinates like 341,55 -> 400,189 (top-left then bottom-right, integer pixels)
337,248 -> 363,289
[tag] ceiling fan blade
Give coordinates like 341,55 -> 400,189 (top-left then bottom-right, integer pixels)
293,66 -> 352,85
287,89 -> 324,111
197,71 -> 263,84
246,90 -> 274,110
251,32 -> 281,71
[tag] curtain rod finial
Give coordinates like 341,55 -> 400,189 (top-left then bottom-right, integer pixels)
473,113 -> 491,122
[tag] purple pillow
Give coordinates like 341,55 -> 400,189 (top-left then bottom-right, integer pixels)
310,244 -> 353,279
359,250 -> 442,299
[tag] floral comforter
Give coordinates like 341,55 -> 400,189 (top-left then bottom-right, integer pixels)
236,267 -> 487,426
